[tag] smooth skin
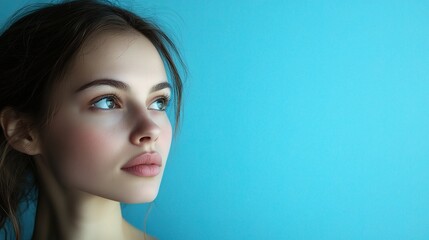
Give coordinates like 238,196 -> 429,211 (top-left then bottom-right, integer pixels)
1,29 -> 172,239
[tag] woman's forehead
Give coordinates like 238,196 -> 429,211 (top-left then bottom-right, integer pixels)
76,30 -> 161,70
62,30 -> 166,91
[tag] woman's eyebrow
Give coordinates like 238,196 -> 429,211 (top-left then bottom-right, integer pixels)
150,81 -> 172,93
74,79 -> 129,93
74,78 -> 171,93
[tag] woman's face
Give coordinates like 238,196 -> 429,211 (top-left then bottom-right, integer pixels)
40,30 -> 172,203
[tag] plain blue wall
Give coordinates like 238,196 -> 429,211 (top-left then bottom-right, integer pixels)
1,0 -> 429,239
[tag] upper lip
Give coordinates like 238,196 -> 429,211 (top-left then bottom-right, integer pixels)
121,152 -> 162,169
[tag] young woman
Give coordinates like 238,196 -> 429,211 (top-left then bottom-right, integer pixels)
0,0 -> 185,239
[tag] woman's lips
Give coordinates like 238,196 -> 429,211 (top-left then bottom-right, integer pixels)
121,152 -> 162,177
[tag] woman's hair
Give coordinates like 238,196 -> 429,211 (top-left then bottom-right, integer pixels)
0,0 -> 185,239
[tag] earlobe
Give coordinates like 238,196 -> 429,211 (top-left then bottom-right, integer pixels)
0,107 -> 42,155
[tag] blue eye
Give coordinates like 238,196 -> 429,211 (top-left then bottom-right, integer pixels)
91,96 -> 119,110
149,96 -> 170,111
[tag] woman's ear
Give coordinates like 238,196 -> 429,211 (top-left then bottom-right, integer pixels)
0,107 -> 42,155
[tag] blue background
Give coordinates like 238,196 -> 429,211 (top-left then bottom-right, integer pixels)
1,0 -> 429,239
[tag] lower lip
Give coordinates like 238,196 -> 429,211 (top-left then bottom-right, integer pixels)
121,164 -> 161,177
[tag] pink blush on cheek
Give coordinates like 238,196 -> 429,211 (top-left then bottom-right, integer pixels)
47,122 -> 125,186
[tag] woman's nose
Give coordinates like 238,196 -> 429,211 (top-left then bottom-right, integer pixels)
129,109 -> 161,146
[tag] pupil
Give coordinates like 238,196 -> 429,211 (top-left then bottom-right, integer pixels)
158,100 -> 164,109
107,99 -> 114,108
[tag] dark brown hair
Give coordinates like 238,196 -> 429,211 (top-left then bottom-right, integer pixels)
0,0 -> 185,239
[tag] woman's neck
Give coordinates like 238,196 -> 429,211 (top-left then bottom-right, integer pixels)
32,188 -> 130,240
31,156 -> 148,240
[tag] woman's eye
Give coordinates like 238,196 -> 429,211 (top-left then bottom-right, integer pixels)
149,97 -> 170,111
91,96 -> 119,110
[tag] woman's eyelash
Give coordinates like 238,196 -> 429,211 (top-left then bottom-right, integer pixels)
155,94 -> 170,105
157,94 -> 171,103
89,93 -> 171,111
152,94 -> 171,111
90,94 -> 121,110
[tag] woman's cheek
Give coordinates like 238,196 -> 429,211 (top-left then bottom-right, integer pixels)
49,119 -> 123,186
